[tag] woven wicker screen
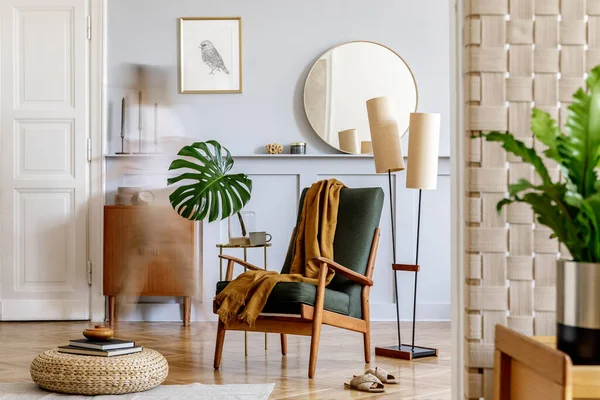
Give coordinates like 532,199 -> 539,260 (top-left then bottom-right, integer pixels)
463,0 -> 599,398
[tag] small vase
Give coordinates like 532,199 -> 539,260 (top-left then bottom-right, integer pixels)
557,260 -> 600,364
228,211 -> 255,245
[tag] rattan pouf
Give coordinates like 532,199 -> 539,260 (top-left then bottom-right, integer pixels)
30,348 -> 168,395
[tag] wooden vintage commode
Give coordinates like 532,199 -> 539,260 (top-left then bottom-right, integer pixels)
103,205 -> 195,326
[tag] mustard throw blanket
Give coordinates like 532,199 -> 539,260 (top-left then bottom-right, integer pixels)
215,179 -> 345,326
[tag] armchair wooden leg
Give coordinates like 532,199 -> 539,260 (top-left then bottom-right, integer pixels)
280,334 -> 287,355
308,316 -> 323,378
363,297 -> 371,364
214,320 -> 226,369
308,263 -> 328,379
363,330 -> 371,364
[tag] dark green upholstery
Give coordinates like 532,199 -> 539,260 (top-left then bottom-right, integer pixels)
216,281 -> 350,315
215,187 -> 384,319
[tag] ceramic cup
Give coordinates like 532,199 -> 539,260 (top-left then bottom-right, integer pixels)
249,232 -> 272,246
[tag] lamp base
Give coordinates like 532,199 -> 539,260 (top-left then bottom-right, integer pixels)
375,344 -> 438,360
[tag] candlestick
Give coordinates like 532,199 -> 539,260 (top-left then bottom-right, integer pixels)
116,97 -> 129,154
153,102 -> 158,153
138,90 -> 143,153
120,97 -> 125,136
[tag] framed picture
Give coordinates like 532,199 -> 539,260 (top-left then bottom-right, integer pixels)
179,17 -> 242,94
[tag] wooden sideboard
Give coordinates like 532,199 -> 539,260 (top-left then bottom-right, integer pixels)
103,205 -> 195,326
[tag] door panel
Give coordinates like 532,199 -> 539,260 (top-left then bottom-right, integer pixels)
1,0 -> 89,320
16,7 -> 74,108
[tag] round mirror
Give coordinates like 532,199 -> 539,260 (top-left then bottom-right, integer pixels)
303,41 -> 417,154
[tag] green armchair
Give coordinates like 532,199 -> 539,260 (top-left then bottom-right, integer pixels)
213,187 -> 384,378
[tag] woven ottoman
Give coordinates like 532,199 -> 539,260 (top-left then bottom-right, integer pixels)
30,348 -> 168,395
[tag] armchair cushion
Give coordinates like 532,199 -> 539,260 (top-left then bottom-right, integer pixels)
216,280 -> 350,316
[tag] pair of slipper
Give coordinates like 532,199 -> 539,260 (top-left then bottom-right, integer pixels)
344,367 -> 398,393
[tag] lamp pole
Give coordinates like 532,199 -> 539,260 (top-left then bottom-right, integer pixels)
388,170 -> 402,349
411,189 -> 422,350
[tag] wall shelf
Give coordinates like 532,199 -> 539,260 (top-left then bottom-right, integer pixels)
105,153 -> 374,159
105,153 -> 164,158
232,154 -> 374,159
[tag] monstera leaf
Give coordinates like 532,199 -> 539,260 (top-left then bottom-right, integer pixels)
167,140 -> 252,222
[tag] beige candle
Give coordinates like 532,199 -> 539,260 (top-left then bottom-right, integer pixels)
361,141 -> 373,154
338,129 -> 359,154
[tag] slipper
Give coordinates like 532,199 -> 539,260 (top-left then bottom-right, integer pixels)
344,373 -> 385,393
365,367 -> 398,384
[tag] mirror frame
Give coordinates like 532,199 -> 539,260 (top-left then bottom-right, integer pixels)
303,40 -> 419,154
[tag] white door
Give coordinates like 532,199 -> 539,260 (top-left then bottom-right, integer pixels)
0,0 -> 90,320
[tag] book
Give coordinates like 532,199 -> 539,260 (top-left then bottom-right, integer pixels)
69,338 -> 135,350
58,345 -> 143,357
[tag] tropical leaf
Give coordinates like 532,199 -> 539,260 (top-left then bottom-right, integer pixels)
588,65 -> 600,92
482,132 -> 552,185
531,107 -> 561,161
167,140 -> 252,222
472,63 -> 600,263
556,73 -> 600,197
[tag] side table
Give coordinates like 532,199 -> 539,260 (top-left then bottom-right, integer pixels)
216,243 -> 271,356
534,336 -> 600,398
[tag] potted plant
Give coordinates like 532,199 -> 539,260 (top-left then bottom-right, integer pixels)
167,140 -> 253,239
478,65 -> 600,364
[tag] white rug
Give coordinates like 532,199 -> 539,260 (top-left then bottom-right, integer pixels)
0,383 -> 274,400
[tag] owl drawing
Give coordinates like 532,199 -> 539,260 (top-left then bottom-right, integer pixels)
199,40 -> 229,75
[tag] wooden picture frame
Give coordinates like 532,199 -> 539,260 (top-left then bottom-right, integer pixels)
179,17 -> 242,94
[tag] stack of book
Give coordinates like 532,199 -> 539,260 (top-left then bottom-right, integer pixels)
58,338 -> 142,357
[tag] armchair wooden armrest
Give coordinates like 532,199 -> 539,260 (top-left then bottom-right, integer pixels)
313,257 -> 373,286
218,255 -> 262,280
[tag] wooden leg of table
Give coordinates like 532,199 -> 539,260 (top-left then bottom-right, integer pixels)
108,296 -> 116,326
183,297 -> 191,327
280,334 -> 287,355
114,296 -> 119,324
264,246 -> 268,351
214,319 -> 226,369
219,248 -> 223,281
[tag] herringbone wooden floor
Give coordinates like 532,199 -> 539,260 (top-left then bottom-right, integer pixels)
0,321 -> 450,399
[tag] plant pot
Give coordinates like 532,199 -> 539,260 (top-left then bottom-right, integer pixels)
557,260 -> 600,364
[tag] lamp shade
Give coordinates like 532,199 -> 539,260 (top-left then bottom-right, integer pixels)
406,112 -> 440,190
366,96 -> 405,173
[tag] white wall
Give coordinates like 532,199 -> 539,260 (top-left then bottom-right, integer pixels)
105,0 -> 452,322
107,0 -> 451,156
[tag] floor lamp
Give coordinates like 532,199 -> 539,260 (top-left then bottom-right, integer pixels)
367,96 -> 441,360
401,112 -> 441,359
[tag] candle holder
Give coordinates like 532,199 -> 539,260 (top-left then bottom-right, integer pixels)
115,96 -> 130,154
115,136 -> 130,155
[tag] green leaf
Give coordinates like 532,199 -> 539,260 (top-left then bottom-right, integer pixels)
556,78 -> 600,197
531,107 -> 561,161
587,65 -> 600,92
167,141 -> 252,222
483,132 -> 552,185
497,179 -> 583,257
574,193 -> 600,261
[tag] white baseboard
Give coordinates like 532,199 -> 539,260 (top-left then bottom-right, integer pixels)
369,302 -> 451,321
114,301 -> 450,322
112,302 -> 187,323
2,299 -> 89,321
